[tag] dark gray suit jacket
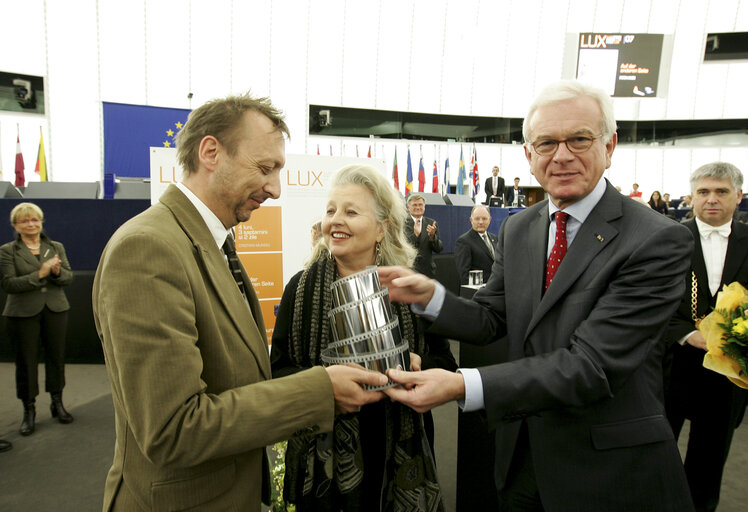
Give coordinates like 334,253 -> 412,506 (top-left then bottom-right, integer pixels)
428,182 -> 695,511
454,229 -> 497,285
405,216 -> 443,278
0,234 -> 73,317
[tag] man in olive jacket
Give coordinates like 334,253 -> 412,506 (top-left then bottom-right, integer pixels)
93,94 -> 386,512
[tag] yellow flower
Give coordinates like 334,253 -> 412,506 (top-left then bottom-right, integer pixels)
699,282 -> 748,389
732,317 -> 747,336
715,282 -> 747,311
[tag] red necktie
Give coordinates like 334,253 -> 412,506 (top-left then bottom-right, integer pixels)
544,211 -> 568,292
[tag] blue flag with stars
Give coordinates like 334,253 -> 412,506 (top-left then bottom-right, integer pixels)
103,102 -> 191,178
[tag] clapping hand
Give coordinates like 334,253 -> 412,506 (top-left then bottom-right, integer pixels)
39,254 -> 62,279
426,221 -> 437,240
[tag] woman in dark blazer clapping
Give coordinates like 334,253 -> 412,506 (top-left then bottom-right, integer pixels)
0,202 -> 74,436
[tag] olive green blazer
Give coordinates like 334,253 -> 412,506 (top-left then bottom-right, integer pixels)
93,185 -> 334,512
0,234 -> 73,317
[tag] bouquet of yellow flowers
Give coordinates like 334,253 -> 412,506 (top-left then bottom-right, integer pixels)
699,282 -> 748,389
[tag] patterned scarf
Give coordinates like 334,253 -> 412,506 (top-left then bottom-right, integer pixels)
284,255 -> 444,511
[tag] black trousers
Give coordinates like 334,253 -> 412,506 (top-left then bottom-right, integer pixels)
6,307 -> 68,402
498,422 -> 544,512
665,344 -> 747,512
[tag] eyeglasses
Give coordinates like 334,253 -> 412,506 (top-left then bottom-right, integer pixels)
16,218 -> 41,224
529,134 -> 603,156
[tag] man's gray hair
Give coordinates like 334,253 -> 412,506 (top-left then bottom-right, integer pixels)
522,80 -> 617,144
471,204 -> 490,217
690,162 -> 744,191
406,193 -> 426,205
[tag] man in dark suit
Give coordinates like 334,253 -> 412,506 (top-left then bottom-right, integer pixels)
454,204 -> 497,285
93,94 -> 386,512
485,166 -> 505,205
664,162 -> 747,512
404,193 -> 443,278
505,177 -> 524,207
380,80 -> 695,511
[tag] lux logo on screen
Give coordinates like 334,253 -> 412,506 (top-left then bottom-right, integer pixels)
286,169 -> 323,187
579,34 -> 623,49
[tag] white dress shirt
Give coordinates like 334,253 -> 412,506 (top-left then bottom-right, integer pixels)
677,217 -> 731,345
695,217 -> 731,296
176,182 -> 232,250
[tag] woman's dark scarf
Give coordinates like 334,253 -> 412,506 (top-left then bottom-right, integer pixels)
283,255 -> 444,511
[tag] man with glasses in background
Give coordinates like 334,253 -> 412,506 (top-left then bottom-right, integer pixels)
380,80 -> 695,511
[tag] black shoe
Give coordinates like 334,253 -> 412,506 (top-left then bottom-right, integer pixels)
50,393 -> 74,424
20,402 -> 35,436
0,439 -> 11,452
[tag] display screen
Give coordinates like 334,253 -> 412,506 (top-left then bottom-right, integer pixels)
576,33 -> 664,98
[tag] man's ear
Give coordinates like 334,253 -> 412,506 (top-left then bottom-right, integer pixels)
198,135 -> 220,172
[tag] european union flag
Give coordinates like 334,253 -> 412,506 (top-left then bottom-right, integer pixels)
103,102 -> 191,178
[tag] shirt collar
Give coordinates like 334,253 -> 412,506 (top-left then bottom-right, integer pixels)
176,182 -> 232,249
547,176 -> 607,223
695,216 -> 732,239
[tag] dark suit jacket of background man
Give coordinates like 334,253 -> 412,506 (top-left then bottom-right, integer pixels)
484,176 -> 505,203
93,185 -> 334,512
664,219 -> 748,510
405,216 -> 443,278
505,186 -> 524,206
454,228 -> 498,285
425,182 -> 695,511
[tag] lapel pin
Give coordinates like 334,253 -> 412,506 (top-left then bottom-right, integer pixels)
596,234 -> 605,243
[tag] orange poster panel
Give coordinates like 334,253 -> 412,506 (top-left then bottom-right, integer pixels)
239,253 -> 283,300
235,206 -> 282,252
259,299 -> 280,344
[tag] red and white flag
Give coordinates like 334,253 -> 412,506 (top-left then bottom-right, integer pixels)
15,128 -> 25,187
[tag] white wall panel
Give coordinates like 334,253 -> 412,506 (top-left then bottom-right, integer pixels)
470,1 -> 504,116
5,0 -> 748,184
230,0 -> 272,98
499,143 -> 534,186
440,0 -> 478,115
666,3 -> 708,119
45,0 -> 100,182
98,2 -> 147,104
620,0 -> 654,33
190,0 -> 233,106
719,147 -> 748,177
706,0 -> 741,31
738,0 -> 748,29
269,0 -> 309,155
722,62 -> 748,118
341,1 -> 380,109
501,0 -> 543,118
607,147 -> 636,192
0,0 -> 46,76
646,0 -> 680,33
662,147 -> 692,197
592,0 -> 625,31
408,1 -> 445,114
373,0 -> 412,111
632,148 -> 665,196
565,0 -> 596,34
694,62 -> 729,119
144,1 -> 190,107
690,147 -> 722,170
306,1 -> 345,106
533,1 -> 570,94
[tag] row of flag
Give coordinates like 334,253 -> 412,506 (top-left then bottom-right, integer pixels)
0,125 -> 48,186
316,142 -> 482,198
397,144 -> 480,198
